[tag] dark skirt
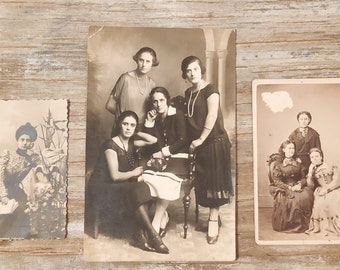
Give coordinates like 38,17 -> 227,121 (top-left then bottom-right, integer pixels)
271,186 -> 314,233
0,186 -> 30,238
194,137 -> 234,208
89,180 -> 153,213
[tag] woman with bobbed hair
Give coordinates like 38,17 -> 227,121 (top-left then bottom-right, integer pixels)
105,47 -> 159,127
288,111 -> 321,170
269,139 -> 314,233
88,111 -> 170,254
180,55 -> 234,244
0,122 -> 41,238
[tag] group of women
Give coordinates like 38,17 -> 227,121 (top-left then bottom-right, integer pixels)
88,47 -> 234,254
269,111 -> 340,236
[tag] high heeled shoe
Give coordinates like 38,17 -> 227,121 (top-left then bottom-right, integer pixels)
132,229 -> 155,252
207,219 -> 220,245
149,234 -> 169,254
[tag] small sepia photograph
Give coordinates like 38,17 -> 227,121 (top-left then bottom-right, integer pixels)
0,100 -> 68,239
253,78 -> 340,245
84,26 -> 236,261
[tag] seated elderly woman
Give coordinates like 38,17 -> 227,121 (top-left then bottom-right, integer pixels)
305,148 -> 340,236
269,139 -> 314,233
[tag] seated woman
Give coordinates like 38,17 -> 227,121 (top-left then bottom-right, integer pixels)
269,139 -> 314,233
0,123 -> 40,238
143,86 -> 188,237
88,110 -> 169,254
305,148 -> 340,235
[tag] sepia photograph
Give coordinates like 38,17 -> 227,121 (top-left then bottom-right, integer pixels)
253,78 -> 340,245
84,26 -> 236,261
0,100 -> 68,239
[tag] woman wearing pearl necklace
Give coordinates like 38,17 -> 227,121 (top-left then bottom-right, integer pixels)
181,56 -> 234,244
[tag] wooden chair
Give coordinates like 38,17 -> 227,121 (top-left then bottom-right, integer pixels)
164,153 -> 197,239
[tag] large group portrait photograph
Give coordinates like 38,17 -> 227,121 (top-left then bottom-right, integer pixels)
253,78 -> 340,245
84,26 -> 236,261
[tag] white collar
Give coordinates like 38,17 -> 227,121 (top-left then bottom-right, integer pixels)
167,106 -> 176,116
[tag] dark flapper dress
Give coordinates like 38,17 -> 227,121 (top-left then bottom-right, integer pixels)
184,84 -> 233,208
88,139 -> 152,213
270,158 -> 314,233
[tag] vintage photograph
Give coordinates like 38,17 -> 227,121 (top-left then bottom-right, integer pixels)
0,100 -> 68,239
253,79 -> 340,245
84,26 -> 236,261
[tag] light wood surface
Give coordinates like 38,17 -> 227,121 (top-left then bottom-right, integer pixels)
1,1 -> 339,269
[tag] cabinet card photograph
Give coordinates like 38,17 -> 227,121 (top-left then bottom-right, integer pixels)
0,100 -> 68,239
84,26 -> 236,261
253,78 -> 340,245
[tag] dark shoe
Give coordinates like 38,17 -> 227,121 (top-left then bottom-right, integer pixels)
150,234 -> 169,254
159,213 -> 170,238
132,230 -> 155,252
207,234 -> 219,245
207,219 -> 220,245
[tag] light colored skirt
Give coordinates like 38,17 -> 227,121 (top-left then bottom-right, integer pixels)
139,170 -> 183,201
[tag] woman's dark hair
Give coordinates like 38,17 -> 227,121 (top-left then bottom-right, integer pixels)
112,110 -> 139,137
150,87 -> 171,106
297,111 -> 312,125
15,122 -> 37,141
181,56 -> 206,79
278,139 -> 297,159
309,147 -> 324,161
133,47 -> 159,67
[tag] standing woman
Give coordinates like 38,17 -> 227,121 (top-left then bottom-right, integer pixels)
288,111 -> 321,170
0,123 -> 40,238
105,47 -> 159,126
181,56 -> 234,244
88,111 -> 169,254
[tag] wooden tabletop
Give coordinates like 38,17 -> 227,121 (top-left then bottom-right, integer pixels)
1,1 -> 339,269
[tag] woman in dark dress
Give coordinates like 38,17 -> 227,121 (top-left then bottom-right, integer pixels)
143,86 -> 188,237
180,56 -> 234,244
288,111 -> 321,169
0,123 -> 40,238
270,139 -> 314,233
88,111 -> 169,254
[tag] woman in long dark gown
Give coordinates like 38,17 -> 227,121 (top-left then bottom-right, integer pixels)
180,56 -> 234,244
270,139 -> 314,233
88,111 -> 169,254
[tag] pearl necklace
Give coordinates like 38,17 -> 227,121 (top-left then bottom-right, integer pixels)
135,71 -> 149,95
187,88 -> 202,118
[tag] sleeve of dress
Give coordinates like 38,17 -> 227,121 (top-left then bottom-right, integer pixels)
271,164 -> 290,190
0,150 -> 10,198
110,73 -> 126,101
204,84 -> 220,99
168,110 -> 188,155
